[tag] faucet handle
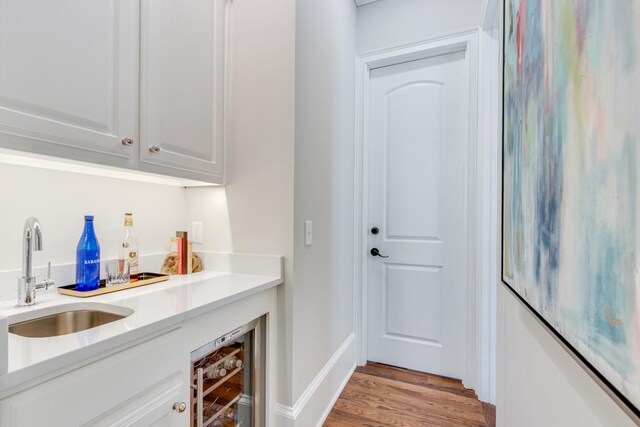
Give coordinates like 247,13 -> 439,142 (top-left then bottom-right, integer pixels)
36,262 -> 55,290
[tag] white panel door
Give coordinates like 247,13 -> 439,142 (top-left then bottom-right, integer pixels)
0,0 -> 138,166
140,0 -> 227,183
367,51 -> 469,379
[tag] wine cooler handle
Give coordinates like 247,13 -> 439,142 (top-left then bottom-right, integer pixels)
196,367 -> 204,427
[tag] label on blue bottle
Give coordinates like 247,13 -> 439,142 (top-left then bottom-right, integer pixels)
76,251 -> 100,291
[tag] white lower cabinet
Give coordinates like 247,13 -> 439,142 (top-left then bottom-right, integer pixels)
0,329 -> 190,427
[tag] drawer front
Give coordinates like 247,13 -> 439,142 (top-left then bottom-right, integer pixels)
0,329 -> 188,427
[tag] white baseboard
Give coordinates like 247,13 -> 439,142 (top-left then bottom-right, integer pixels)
275,333 -> 356,427
314,361 -> 357,427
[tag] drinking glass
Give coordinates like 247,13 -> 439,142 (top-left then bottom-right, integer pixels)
105,259 -> 130,287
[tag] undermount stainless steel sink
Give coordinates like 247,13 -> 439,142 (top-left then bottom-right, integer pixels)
9,304 -> 134,338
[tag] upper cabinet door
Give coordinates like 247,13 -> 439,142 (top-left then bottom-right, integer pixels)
0,0 -> 139,167
140,0 -> 227,184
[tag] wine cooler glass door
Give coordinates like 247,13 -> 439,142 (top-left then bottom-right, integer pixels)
191,317 -> 264,427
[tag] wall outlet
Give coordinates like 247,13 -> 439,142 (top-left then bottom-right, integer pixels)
191,221 -> 204,244
304,220 -> 313,247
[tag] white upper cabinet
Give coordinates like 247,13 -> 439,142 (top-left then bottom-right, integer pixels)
0,0 -> 228,184
139,0 -> 227,183
0,0 -> 139,168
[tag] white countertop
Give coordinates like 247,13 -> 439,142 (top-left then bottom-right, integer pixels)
0,253 -> 283,395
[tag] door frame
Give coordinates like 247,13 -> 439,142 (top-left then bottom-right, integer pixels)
353,28 -> 487,396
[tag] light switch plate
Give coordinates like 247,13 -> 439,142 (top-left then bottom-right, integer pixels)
191,221 -> 204,244
304,221 -> 313,247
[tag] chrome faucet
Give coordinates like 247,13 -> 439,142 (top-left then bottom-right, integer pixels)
17,217 -> 54,306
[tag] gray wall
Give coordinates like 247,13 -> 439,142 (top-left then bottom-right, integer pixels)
498,287 -> 636,426
357,0 -> 481,53
293,0 -> 358,403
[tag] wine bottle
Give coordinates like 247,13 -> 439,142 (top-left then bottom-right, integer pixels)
120,213 -> 139,282
205,365 -> 227,380
203,402 -> 238,422
76,216 -> 101,291
208,385 -> 242,406
223,356 -> 243,370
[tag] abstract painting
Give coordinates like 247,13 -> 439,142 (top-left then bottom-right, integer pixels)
503,0 -> 640,412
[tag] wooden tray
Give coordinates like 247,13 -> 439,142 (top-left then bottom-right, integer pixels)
57,272 -> 169,298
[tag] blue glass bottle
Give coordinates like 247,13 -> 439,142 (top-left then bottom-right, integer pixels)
76,215 -> 101,291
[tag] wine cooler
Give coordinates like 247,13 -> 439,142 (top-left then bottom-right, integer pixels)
191,317 -> 265,427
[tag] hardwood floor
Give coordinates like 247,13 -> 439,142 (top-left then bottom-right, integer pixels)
324,362 -> 496,427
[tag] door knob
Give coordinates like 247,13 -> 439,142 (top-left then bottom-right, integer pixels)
149,145 -> 161,153
370,248 -> 389,258
121,137 -> 134,146
371,227 -> 379,235
172,402 -> 187,413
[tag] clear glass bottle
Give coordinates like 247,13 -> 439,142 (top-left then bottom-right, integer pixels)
76,215 -> 101,291
120,213 -> 139,282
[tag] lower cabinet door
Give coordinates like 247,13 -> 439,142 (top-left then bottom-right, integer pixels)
0,329 -> 190,427
89,376 -> 187,427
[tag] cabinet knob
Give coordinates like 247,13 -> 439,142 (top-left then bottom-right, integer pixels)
121,137 -> 134,146
172,402 -> 187,413
149,145 -> 161,153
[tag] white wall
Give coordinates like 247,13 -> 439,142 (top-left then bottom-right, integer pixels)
357,0 -> 481,53
223,0 -> 295,260
187,0 -> 297,408
292,0 -> 357,408
0,163 -> 186,273
185,187 -> 232,254
498,287 -> 636,427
